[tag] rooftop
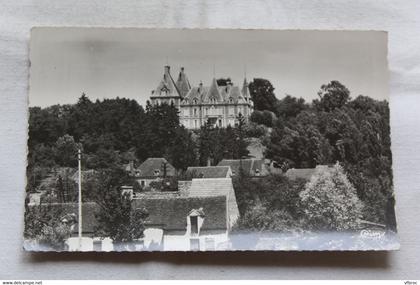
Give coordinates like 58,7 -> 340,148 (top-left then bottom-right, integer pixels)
186,166 -> 231,179
132,196 -> 227,231
189,177 -> 234,198
138,158 -> 176,178
217,159 -> 267,176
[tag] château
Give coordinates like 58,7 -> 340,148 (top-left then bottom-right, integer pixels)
150,66 -> 253,129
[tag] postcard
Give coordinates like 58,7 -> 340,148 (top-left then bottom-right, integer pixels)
24,28 -> 398,251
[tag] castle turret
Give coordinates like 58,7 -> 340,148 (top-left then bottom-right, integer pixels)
176,67 -> 191,98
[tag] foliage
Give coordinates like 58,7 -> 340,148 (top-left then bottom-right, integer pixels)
93,168 -> 148,242
248,78 -> 278,113
24,204 -> 73,250
216,78 -> 232,86
250,110 -> 276,127
276,95 -> 307,119
314,81 -> 351,112
197,120 -> 249,166
299,163 -> 363,231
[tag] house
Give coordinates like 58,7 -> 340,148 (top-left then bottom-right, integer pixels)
188,178 -> 239,228
136,158 -> 176,188
150,65 -> 253,129
130,177 -> 240,251
132,196 -> 232,251
217,159 -> 268,177
285,165 -> 332,181
185,166 -> 232,179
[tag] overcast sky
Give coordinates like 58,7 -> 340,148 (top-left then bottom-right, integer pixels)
29,28 -> 388,107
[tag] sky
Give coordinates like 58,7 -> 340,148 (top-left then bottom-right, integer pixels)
29,28 -> 388,107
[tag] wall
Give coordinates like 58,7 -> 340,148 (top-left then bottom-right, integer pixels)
0,0 -> 420,279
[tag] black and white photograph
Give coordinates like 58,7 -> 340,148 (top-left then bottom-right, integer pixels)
24,28 -> 398,252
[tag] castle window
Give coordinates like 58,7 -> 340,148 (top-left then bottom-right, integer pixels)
193,98 -> 198,105
194,108 -> 197,116
229,97 -> 233,104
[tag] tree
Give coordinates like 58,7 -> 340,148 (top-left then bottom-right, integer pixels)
166,127 -> 197,170
315,81 -> 350,112
248,78 -> 278,112
24,204 -> 73,250
94,169 -> 148,244
265,112 -> 333,169
216,78 -> 232,86
236,113 -> 250,160
54,134 -> 81,167
299,163 -> 363,231
250,110 -> 276,127
276,95 -> 307,119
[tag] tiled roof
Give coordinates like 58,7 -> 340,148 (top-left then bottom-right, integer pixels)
186,166 -> 231,178
189,178 -> 233,197
217,159 -> 267,176
30,202 -> 99,234
138,158 -> 176,178
132,196 -> 227,231
188,178 -> 239,228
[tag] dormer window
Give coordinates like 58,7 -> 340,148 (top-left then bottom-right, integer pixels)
229,97 -> 233,104
193,98 -> 198,105
154,169 -> 160,176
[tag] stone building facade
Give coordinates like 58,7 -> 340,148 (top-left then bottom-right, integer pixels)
149,65 -> 253,129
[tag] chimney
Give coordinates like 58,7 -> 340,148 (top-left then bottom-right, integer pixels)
164,65 -> 170,76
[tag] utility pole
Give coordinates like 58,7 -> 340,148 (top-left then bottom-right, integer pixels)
77,149 -> 82,251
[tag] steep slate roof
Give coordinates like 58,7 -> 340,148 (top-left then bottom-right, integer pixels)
138,158 -> 176,178
175,67 -> 191,98
152,66 -> 181,98
30,202 -> 99,234
182,78 -> 250,105
182,86 -> 208,104
186,166 -> 231,179
202,78 -> 223,103
217,159 -> 267,176
132,196 -> 227,231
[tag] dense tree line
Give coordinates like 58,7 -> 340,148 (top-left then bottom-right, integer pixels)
241,79 -> 395,230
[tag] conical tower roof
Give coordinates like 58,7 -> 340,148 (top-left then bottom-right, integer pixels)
176,67 -> 191,98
